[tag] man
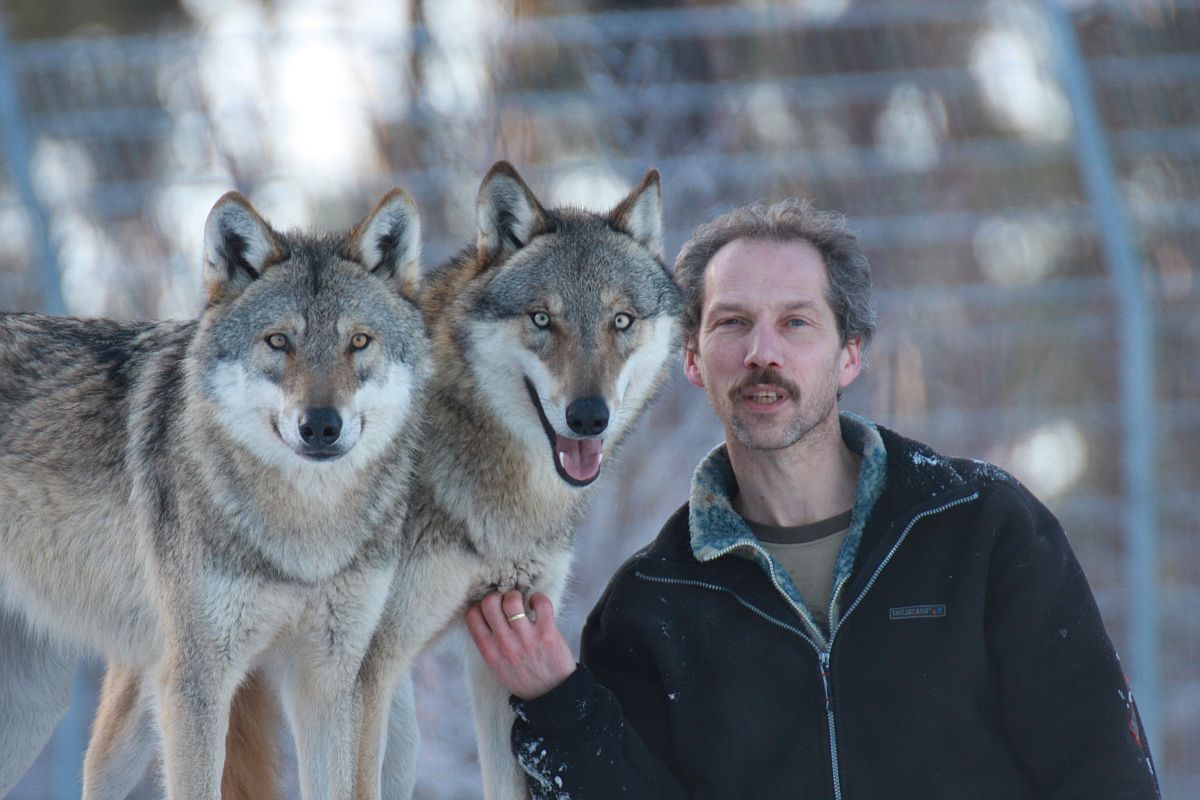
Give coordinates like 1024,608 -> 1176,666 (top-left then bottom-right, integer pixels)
466,200 -> 1160,799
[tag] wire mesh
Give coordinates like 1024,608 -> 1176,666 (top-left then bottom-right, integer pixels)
1,1 -> 1196,797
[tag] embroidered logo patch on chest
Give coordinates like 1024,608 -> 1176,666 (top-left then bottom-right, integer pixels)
888,604 -> 946,620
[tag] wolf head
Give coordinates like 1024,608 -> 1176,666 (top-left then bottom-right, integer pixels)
458,162 -> 682,488
194,190 -> 429,476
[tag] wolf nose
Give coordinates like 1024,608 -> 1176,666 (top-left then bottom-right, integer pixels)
566,396 -> 609,436
299,407 -> 342,447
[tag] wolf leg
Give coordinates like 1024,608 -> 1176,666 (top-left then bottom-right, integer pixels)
354,646 -> 397,800
278,566 -> 394,800
356,553 -> 476,800
155,645 -> 242,800
221,672 -> 283,800
0,606 -> 78,796
469,565 -> 572,800
380,672 -> 419,799
465,641 -> 530,800
354,631 -> 424,800
84,666 -> 283,800
83,663 -> 157,800
278,662 -> 360,800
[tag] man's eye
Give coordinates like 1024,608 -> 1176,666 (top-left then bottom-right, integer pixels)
787,318 -> 809,328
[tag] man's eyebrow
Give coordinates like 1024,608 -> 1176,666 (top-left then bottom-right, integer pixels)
707,298 -> 821,315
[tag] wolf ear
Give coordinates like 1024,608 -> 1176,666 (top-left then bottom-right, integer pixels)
476,161 -> 548,264
349,188 -> 421,298
203,192 -> 287,305
608,169 -> 664,260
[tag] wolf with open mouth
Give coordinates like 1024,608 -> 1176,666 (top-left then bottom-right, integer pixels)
346,160 -> 684,799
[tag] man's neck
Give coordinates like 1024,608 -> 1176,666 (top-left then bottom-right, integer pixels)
727,412 -> 861,528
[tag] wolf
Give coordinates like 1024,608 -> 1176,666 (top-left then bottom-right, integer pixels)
345,161 -> 684,800
0,188 -> 430,800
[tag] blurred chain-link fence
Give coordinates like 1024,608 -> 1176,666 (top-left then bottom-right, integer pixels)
2,0 -> 1197,797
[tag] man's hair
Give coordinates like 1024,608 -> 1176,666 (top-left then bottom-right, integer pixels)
673,198 -> 876,350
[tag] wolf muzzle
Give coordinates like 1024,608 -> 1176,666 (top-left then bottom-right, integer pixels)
566,396 -> 609,437
524,379 -> 608,487
298,407 -> 343,458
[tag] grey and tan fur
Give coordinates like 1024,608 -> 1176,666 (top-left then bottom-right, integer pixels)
348,161 -> 683,799
0,189 -> 430,800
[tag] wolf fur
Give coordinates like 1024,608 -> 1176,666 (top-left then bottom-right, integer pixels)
0,189 -> 430,800
348,162 -> 684,799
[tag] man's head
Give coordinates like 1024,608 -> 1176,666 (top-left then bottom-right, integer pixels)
675,200 -> 876,451
674,198 -> 876,349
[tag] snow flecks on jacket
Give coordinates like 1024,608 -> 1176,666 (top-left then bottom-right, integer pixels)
520,737 -> 573,800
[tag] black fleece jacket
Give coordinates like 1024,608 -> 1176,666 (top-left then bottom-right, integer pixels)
511,417 -> 1160,799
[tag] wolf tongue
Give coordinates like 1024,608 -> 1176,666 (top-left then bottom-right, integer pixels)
556,435 -> 604,482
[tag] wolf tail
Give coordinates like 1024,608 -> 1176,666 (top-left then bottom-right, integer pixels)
222,672 -> 283,800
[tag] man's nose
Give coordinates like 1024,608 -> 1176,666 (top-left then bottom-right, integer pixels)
744,322 -> 784,369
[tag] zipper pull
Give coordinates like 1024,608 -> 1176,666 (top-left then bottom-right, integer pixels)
819,651 -> 833,713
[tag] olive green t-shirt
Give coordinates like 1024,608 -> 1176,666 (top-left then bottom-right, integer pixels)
745,509 -> 853,632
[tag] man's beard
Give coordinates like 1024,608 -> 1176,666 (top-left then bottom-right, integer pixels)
726,368 -> 835,451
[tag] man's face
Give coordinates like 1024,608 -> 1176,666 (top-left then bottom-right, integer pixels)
684,237 -> 862,451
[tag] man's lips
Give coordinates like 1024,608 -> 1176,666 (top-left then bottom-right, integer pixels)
743,386 -> 788,403
730,369 -> 800,412
724,369 -> 801,410
732,382 -> 794,412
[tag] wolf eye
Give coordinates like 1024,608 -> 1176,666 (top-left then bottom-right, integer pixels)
531,311 -> 551,329
266,333 -> 289,351
614,312 -> 634,331
350,333 -> 372,351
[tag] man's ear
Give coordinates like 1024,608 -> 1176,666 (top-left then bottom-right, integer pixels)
607,169 -> 663,260
683,337 -> 705,389
203,192 -> 287,306
838,336 -> 864,391
476,161 -> 548,265
348,188 -> 421,299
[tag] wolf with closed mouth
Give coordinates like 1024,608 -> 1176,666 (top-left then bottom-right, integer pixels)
0,189 -> 429,800
342,161 -> 684,800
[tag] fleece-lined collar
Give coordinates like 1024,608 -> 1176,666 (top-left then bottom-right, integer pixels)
687,412 -> 888,632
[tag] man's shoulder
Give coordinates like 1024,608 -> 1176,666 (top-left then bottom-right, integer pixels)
867,421 -> 1073,554
873,422 -> 1025,500
621,502 -> 693,571
581,503 -> 690,632
591,503 -> 695,602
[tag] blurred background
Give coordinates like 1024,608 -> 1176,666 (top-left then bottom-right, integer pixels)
1,0 -> 1196,797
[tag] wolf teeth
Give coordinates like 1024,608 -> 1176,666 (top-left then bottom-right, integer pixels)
557,450 -> 602,470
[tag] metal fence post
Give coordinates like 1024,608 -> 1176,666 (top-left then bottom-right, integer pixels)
0,10 -> 65,314
1045,0 -> 1162,763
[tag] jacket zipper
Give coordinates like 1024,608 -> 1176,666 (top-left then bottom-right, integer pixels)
821,492 -> 979,800
634,573 -> 818,648
643,491 -> 980,800
830,493 -> 979,640
698,540 -> 828,646
818,650 -> 841,800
